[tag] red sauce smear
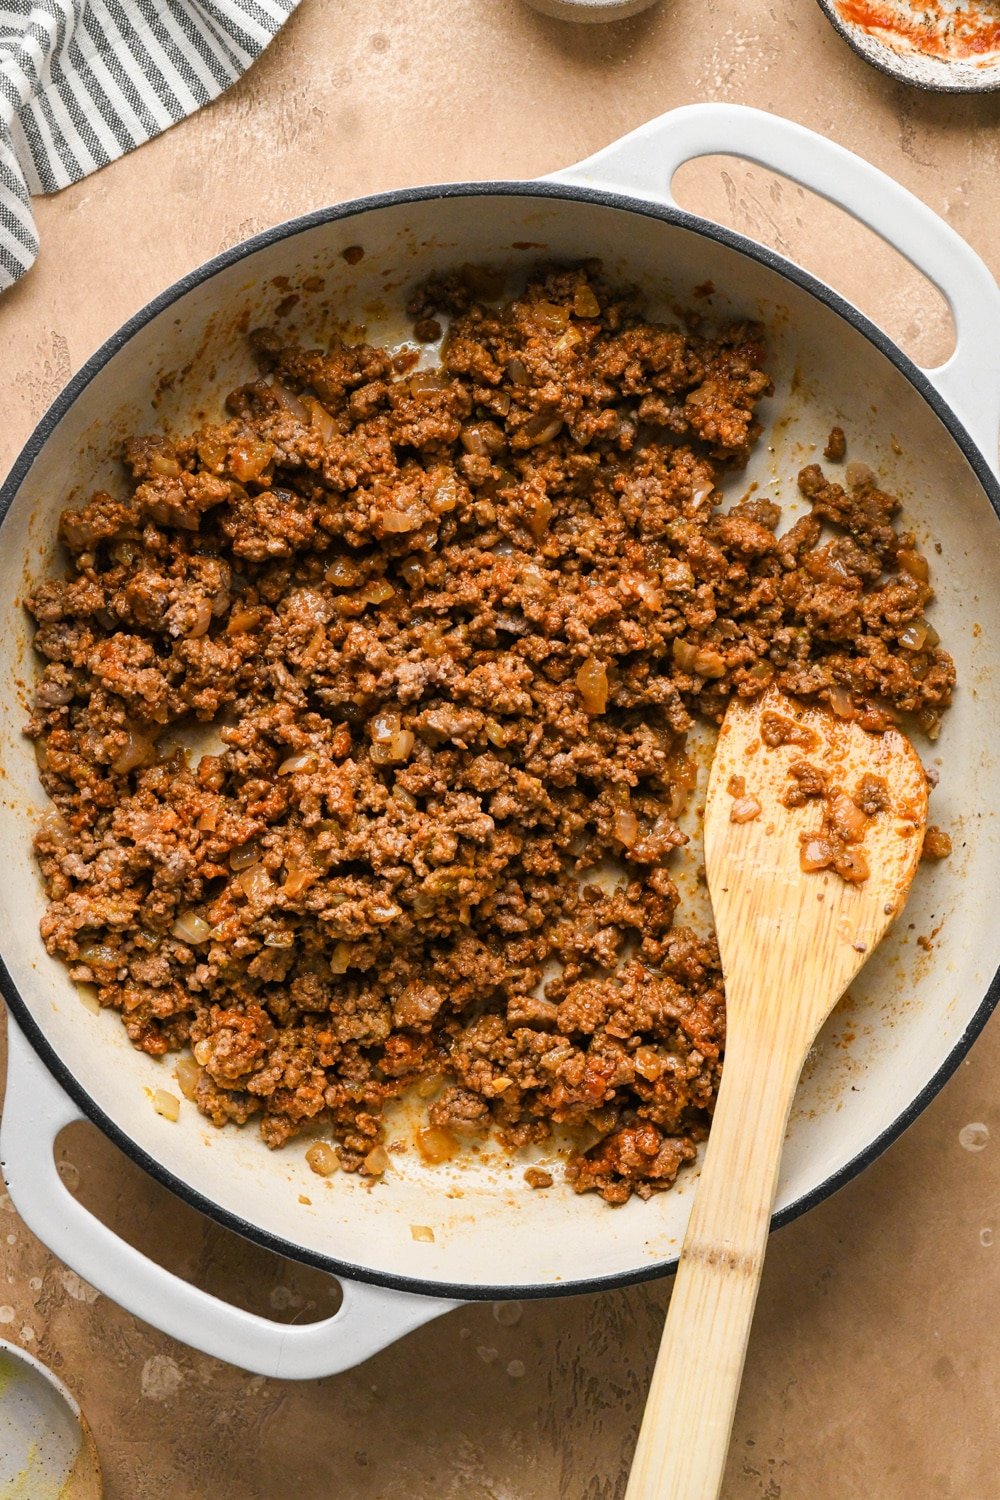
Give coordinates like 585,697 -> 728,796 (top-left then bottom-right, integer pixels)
836,0 -> 1000,58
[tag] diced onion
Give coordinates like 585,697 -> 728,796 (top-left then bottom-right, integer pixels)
306,1142 -> 340,1177
837,848 -> 870,884
228,438 -> 275,483
186,598 -> 212,639
613,805 -> 639,847
522,413 -> 563,445
507,357 -> 530,387
278,753 -> 319,776
325,557 -> 361,587
230,839 -> 263,871
237,864 -> 272,902
899,621 -> 928,651
171,913 -> 212,945
416,1126 -> 458,1164
198,435 -> 229,472
304,396 -> 336,442
573,285 -> 601,318
829,791 -> 867,843
175,1056 -> 201,1100
381,508 -> 420,533
409,370 -> 446,398
897,548 -> 929,584
634,1046 -> 664,1081
330,942 -> 353,974
39,809 -> 70,839
370,731 -> 414,765
829,685 -> 855,719
554,327 -> 583,357
575,656 -> 608,715
398,557 -> 424,589
671,638 -> 699,672
152,1089 -> 180,1122
370,710 -> 401,743
527,495 -> 553,539
226,608 -> 263,634
193,1039 -> 213,1066
730,795 -> 762,824
431,471 -> 460,514
263,930 -> 294,948
534,300 -> 569,332
693,647 -> 726,679
282,865 -> 314,897
363,1145 -> 390,1175
410,1224 -> 436,1243
111,731 -> 155,775
270,382 -> 309,422
78,942 -> 119,967
461,422 -> 505,457
485,719 -> 511,747
800,837 -> 833,873
149,452 -> 181,478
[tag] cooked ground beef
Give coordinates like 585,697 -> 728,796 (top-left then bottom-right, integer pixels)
824,425 -> 846,462
23,262 -> 954,1204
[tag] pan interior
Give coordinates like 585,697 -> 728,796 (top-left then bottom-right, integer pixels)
2,188 -> 998,1295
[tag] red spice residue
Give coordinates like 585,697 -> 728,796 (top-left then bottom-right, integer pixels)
836,0 -> 1000,59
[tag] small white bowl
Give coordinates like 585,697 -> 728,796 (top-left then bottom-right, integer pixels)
0,1339 -> 102,1499
523,0 -> 661,21
816,0 -> 1000,91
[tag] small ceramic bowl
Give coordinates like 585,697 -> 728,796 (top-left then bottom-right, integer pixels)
523,0 -> 660,21
815,0 -> 1000,90
0,1339 -> 102,1499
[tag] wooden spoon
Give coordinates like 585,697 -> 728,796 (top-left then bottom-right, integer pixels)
625,685 -> 928,1500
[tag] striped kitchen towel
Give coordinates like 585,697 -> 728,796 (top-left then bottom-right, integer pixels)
0,0 -> 300,291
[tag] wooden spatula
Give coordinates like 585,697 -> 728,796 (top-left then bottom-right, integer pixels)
625,685 -> 928,1500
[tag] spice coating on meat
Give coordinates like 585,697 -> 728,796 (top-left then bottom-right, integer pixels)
24,263 -> 953,1203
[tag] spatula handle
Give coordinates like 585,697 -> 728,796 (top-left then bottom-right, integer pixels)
624,1036 -> 804,1500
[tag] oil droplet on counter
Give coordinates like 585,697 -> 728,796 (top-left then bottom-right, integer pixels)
57,1160 -> 80,1192
507,1360 -> 526,1378
959,1122 -> 990,1152
0,1306 -> 14,1324
58,1269 -> 99,1304
476,1345 -> 498,1364
981,1228 -> 993,1248
141,1354 -> 184,1401
492,1300 -> 523,1327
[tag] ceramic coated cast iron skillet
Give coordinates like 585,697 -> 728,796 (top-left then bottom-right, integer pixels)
2,105 -> 999,1378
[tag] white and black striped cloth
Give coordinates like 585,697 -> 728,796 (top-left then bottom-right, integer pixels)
0,0 -> 299,290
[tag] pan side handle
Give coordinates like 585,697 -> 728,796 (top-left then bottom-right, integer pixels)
0,1017 -> 459,1378
548,104 -> 1000,472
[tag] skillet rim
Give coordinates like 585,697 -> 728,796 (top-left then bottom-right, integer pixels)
1,177 -> 998,1303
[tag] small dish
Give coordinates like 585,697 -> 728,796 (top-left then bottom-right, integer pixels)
815,0 -> 1000,91
0,1339 -> 102,1499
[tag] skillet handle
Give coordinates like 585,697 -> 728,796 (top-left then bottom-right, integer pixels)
550,103 -> 1000,470
0,1018 -> 459,1378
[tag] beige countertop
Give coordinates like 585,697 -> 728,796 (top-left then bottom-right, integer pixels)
2,1 -> 999,1495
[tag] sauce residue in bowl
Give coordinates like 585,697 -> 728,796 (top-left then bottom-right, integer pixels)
835,0 -> 1000,60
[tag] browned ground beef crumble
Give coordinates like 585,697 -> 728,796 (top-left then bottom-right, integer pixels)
24,263 -> 954,1204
